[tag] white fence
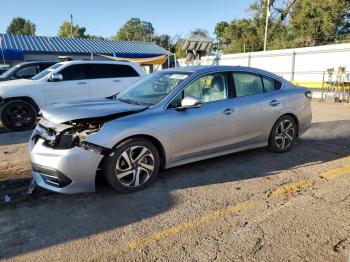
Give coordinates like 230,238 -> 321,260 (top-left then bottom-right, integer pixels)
178,43 -> 350,83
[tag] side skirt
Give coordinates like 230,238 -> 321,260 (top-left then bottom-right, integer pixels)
164,141 -> 268,169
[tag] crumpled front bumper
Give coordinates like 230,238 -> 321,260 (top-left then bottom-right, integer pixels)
29,137 -> 104,194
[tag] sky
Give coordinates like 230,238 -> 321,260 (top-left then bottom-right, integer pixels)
0,0 -> 255,38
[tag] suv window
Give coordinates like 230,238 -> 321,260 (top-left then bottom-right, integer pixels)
16,66 -> 38,79
89,64 -> 139,79
232,72 -> 264,97
59,64 -> 87,81
170,73 -> 228,107
39,63 -> 54,72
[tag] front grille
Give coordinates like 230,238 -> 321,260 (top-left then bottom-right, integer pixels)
32,163 -> 72,188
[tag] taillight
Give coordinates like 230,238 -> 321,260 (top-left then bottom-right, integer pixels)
305,91 -> 312,99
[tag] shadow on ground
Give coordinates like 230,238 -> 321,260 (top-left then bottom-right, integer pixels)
0,120 -> 350,259
0,129 -> 32,145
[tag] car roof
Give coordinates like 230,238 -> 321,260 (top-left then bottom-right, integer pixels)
163,65 -> 285,81
58,60 -> 140,67
15,61 -> 57,67
17,61 -> 57,66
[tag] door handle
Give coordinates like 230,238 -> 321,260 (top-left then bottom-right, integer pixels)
78,81 -> 87,85
269,100 -> 280,107
113,79 -> 121,83
221,108 -> 236,115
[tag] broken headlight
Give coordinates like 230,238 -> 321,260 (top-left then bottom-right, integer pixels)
40,120 -> 104,149
80,141 -> 105,154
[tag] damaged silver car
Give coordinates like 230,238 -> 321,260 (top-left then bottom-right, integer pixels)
29,66 -> 312,194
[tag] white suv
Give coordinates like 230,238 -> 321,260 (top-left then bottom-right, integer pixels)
0,60 -> 145,131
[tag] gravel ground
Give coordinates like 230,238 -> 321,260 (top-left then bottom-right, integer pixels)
0,100 -> 350,261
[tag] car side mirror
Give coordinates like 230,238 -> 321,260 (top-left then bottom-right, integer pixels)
49,73 -> 63,82
177,96 -> 203,110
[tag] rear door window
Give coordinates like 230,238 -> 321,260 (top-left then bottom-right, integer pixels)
112,64 -> 139,77
262,76 -> 275,92
275,80 -> 282,90
89,64 -> 139,79
232,72 -> 264,97
262,76 -> 282,92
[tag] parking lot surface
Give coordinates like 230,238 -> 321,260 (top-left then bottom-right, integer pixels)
1,101 -> 350,261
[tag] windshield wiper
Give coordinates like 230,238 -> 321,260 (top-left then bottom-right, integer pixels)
118,98 -> 148,106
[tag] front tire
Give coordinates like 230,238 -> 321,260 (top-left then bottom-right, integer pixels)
103,138 -> 160,193
268,115 -> 297,153
1,100 -> 37,131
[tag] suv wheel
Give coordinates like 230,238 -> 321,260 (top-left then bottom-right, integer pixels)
268,115 -> 297,153
1,100 -> 37,131
103,138 -> 160,193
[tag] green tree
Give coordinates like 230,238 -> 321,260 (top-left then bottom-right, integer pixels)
215,0 -> 350,53
174,39 -> 187,58
214,22 -> 229,44
6,17 -> 36,35
58,21 -> 87,38
85,35 -> 105,40
190,28 -> 209,38
152,34 -> 172,50
114,18 -> 154,41
289,0 -> 350,46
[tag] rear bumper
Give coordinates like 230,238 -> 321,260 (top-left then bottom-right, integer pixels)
30,139 -> 103,194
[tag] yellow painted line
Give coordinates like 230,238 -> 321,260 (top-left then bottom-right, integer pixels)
320,166 -> 350,180
127,201 -> 251,250
272,179 -> 315,196
126,161 -> 350,250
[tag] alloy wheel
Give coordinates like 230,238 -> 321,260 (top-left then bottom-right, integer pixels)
1,101 -> 37,131
274,119 -> 295,150
115,146 -> 155,187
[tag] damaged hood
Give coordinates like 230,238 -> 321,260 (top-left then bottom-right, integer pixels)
41,98 -> 148,124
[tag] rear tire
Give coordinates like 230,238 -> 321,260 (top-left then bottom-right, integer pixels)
1,100 -> 37,131
103,138 -> 160,193
268,115 -> 297,153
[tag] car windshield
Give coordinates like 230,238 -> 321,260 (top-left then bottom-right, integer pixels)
0,65 -> 19,78
117,71 -> 190,106
31,63 -> 63,80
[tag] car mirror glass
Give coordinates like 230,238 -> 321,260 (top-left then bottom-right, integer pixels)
49,73 -> 63,82
177,96 -> 203,110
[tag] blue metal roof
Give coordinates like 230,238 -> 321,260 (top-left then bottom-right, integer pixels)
0,34 -> 170,58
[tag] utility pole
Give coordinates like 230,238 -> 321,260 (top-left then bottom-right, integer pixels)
70,14 -> 74,37
29,22 -> 34,36
263,0 -> 270,51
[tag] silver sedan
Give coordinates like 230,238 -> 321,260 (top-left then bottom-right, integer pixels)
29,66 -> 312,194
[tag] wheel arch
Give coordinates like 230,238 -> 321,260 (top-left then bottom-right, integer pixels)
281,113 -> 299,137
124,134 -> 166,168
2,96 -> 40,113
269,113 -> 300,141
99,134 -> 167,169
